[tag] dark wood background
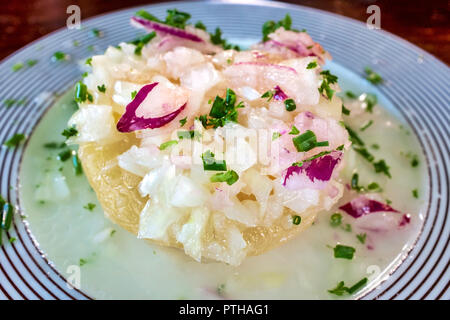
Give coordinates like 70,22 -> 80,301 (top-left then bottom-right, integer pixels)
0,0 -> 449,64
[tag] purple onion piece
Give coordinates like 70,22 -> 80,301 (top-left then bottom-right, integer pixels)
283,151 -> 342,186
131,16 -> 204,43
273,85 -> 288,101
339,196 -> 399,219
116,82 -> 186,133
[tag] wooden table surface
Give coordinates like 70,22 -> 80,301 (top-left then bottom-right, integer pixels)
0,0 -> 449,64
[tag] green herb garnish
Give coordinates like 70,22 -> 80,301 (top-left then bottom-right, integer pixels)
1,203 -> 13,231
330,213 -> 342,227
261,90 -> 274,101
52,51 -> 67,61
177,130 -> 201,140
360,120 -> 373,131
210,27 -> 240,50
306,61 -> 317,69
363,93 -> 377,113
364,67 -> 383,85
72,153 -> 83,176
272,132 -> 282,140
179,117 -> 187,127
12,62 -> 24,72
373,159 -> 391,178
318,70 -> 338,100
262,14 -> 293,42
200,89 -> 244,128
79,258 -> 87,266
333,244 -> 355,260
353,147 -> 375,162
328,278 -> 368,296
292,130 -> 328,152
74,81 -> 89,103
292,215 -> 302,225
412,189 -> 419,199
3,133 -> 25,148
62,127 -> 78,139
201,150 -> 227,171
90,28 -> 102,38
43,142 -> 66,149
83,203 -> 96,211
289,126 -> 300,135
130,31 -> 156,55
131,91 -> 137,99
210,170 -> 239,185
97,84 -> 106,93
85,57 -> 92,66
345,91 -> 357,99
345,125 -> 364,146
342,104 -> 351,116
356,233 -> 367,244
26,59 -> 38,67
57,149 -> 72,162
284,98 -> 296,111
159,140 -> 178,150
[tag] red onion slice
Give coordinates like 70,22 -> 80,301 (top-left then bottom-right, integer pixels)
116,82 -> 186,132
339,196 -> 399,219
283,151 -> 342,188
273,85 -> 288,101
131,16 -> 204,43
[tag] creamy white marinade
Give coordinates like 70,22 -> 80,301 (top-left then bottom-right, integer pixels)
18,11 -> 427,299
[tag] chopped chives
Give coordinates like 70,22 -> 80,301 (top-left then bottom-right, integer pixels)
292,215 -> 302,225
62,127 -> 78,139
210,170 -> 239,185
159,140 -> 178,150
83,203 -> 96,211
1,202 -> 13,231
346,277 -> 368,294
328,277 -> 368,296
289,126 -> 299,135
292,130 -> 328,152
12,62 -> 24,72
345,125 -> 364,146
360,120 -> 373,131
345,91 -> 357,99
52,51 -> 67,61
330,213 -> 342,227
261,90 -> 274,101
74,81 -> 88,103
72,153 -> 83,175
364,67 -> 383,85
179,117 -> 187,127
57,149 -> 72,162
342,104 -> 351,115
284,99 -> 296,111
333,244 -> 355,260
353,147 -> 375,162
412,189 -> 419,199
26,59 -> 38,67
201,150 -> 227,171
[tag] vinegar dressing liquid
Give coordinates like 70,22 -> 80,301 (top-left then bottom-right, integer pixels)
19,64 -> 427,299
